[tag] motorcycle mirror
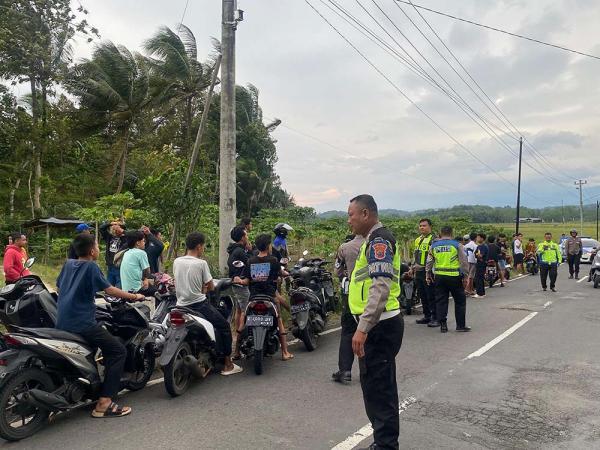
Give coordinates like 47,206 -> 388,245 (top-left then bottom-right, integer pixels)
232,260 -> 245,268
24,257 -> 35,269
280,257 -> 289,265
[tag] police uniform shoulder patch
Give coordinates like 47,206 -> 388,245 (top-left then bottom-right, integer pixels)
367,237 -> 394,279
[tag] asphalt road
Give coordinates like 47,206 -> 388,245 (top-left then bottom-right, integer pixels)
3,267 -> 600,450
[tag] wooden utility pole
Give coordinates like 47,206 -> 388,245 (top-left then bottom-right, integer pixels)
219,0 -> 238,274
166,55 -> 222,260
575,179 -> 587,233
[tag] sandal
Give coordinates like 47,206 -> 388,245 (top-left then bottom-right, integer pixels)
91,402 -> 132,418
221,363 -> 243,376
282,353 -> 294,361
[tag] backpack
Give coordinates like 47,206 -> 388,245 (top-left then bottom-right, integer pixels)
113,249 -> 128,268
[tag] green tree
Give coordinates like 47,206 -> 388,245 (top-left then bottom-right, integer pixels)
70,41 -> 149,193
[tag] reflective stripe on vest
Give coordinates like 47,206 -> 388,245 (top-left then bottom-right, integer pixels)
414,234 -> 433,266
348,240 -> 401,315
432,240 -> 461,277
537,241 -> 561,264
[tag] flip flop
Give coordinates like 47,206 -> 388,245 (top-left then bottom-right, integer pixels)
91,402 -> 132,418
282,354 -> 294,361
221,363 -> 243,376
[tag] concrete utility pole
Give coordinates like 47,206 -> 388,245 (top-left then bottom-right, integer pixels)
515,137 -> 523,235
575,179 -> 587,233
219,0 -> 240,274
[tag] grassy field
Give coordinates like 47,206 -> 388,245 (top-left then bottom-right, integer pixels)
492,221 -> 599,243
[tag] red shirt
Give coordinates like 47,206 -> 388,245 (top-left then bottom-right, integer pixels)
3,245 -> 30,283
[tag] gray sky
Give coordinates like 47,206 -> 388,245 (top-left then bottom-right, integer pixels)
66,0 -> 600,212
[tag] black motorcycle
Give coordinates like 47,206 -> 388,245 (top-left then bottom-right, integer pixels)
0,275 -> 58,330
288,251 -> 337,351
159,279 -> 235,396
399,263 -> 417,316
525,256 -> 539,275
0,296 -> 155,441
238,295 -> 280,375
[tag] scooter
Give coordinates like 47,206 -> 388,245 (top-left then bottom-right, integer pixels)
399,263 -> 417,316
485,260 -> 498,288
525,255 -> 539,275
589,250 -> 600,288
159,279 -> 234,396
0,296 -> 155,441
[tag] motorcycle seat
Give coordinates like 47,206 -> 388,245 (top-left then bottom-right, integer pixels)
213,278 -> 232,292
18,327 -> 90,346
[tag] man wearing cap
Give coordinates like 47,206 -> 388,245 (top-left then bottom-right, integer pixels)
565,229 -> 583,279
68,224 -> 92,260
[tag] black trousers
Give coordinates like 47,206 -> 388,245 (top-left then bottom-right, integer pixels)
359,314 -> 404,450
567,254 -> 581,276
434,275 -> 467,328
79,324 -> 126,399
539,264 -> 558,289
414,270 -> 436,319
187,301 -> 232,357
474,265 -> 486,296
338,294 -> 357,373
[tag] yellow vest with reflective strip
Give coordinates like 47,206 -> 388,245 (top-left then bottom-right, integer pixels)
431,239 -> 461,277
348,240 -> 401,315
537,241 -> 561,264
414,234 -> 433,265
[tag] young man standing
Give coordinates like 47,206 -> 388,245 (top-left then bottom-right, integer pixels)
487,236 -> 503,287
56,233 -> 145,418
537,232 -> 562,292
120,231 -> 154,296
474,233 -> 488,298
412,219 -> 435,325
227,226 -> 251,359
3,233 -> 30,284
173,232 -> 242,376
513,233 -> 525,275
464,233 -> 478,295
99,221 -> 127,288
143,227 -> 164,274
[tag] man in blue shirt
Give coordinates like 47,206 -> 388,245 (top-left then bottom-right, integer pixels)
57,234 -> 145,418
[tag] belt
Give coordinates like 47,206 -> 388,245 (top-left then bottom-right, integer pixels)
353,309 -> 400,323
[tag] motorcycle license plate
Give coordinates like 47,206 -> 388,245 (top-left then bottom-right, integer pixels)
246,315 -> 274,327
291,302 -> 310,314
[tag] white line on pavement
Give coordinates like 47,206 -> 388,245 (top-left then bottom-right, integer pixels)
331,397 -> 417,450
578,277 -> 589,283
464,312 -> 538,360
543,301 -> 552,308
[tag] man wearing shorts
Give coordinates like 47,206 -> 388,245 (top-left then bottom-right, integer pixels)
227,226 -> 251,359
513,233 -> 524,274
464,233 -> 478,295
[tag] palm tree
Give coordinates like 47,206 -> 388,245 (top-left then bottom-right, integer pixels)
71,41 -> 149,193
144,25 -> 214,157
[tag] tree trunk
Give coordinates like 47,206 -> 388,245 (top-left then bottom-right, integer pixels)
9,177 -> 22,219
116,127 -> 131,194
27,169 -> 35,219
185,97 -> 193,156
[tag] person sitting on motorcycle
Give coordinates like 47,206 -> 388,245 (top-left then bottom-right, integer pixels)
272,223 -> 293,313
248,234 -> 294,361
173,232 -> 243,376
56,233 -> 145,418
120,231 -> 156,297
525,238 -> 537,259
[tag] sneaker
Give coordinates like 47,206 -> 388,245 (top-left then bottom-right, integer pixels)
332,371 -> 351,384
473,294 -> 486,299
456,326 -> 472,332
569,275 -> 573,279
416,317 -> 431,324
550,287 -> 557,292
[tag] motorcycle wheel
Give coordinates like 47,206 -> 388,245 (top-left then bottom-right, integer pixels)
254,349 -> 264,375
594,277 -> 600,289
488,278 -> 494,288
0,368 -> 54,441
300,321 -> 317,352
164,342 -> 192,397
125,345 -> 156,391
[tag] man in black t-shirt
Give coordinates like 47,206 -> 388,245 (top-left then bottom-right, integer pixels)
248,234 -> 293,361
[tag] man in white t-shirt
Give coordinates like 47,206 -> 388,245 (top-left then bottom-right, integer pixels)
463,233 -> 478,296
173,232 -> 242,376
513,233 -> 524,275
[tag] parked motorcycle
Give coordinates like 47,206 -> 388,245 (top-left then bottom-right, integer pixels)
288,250 -> 337,351
0,296 -> 155,441
525,255 -> 539,275
148,273 -> 177,357
589,250 -> 600,288
399,263 -> 417,316
159,279 -> 234,396
485,260 -> 498,288
238,295 -> 280,375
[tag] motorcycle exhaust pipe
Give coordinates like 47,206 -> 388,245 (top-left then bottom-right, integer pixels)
23,389 -> 70,412
183,355 -> 210,379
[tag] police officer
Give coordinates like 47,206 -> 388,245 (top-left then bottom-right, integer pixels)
537,232 -> 562,292
347,195 -> 404,450
332,234 -> 365,384
426,225 -> 471,333
412,218 -> 435,325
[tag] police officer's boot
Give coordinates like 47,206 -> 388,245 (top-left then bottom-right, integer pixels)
440,320 -> 448,333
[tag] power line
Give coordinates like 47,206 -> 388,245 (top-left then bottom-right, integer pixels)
178,0 -> 190,32
304,0 -> 553,204
395,0 -> 600,61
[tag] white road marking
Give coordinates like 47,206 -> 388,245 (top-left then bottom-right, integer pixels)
578,277 -> 589,283
465,312 -> 538,360
543,301 -> 552,309
331,396 -> 417,450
